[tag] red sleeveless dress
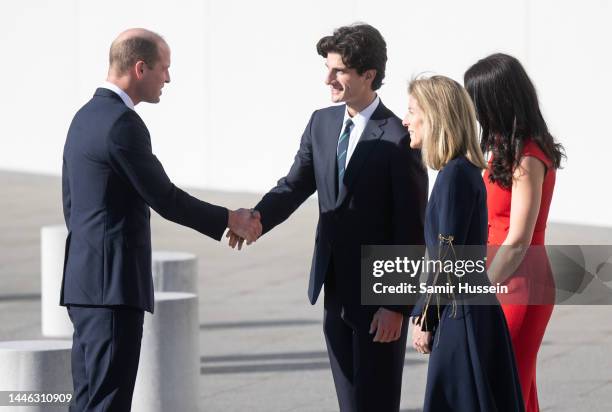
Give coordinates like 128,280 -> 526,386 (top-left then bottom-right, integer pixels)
485,140 -> 556,412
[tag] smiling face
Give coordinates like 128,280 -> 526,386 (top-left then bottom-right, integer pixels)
324,52 -> 373,106
403,94 -> 426,149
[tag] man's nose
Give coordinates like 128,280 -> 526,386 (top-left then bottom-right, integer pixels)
324,70 -> 334,85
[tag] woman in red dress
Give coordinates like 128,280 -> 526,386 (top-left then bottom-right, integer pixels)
464,53 -> 566,412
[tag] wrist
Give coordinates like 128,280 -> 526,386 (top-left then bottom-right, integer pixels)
227,209 -> 235,229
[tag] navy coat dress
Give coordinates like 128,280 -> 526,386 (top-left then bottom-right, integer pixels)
413,156 -> 525,412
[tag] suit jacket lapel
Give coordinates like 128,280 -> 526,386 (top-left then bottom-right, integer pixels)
335,103 -> 388,208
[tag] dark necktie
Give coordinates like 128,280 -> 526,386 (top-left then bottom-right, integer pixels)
337,118 -> 353,184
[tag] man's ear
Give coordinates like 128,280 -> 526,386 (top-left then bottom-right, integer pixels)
134,61 -> 145,80
364,69 -> 377,83
363,69 -> 376,90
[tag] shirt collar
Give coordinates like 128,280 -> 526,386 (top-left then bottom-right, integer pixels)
101,81 -> 135,110
343,94 -> 380,128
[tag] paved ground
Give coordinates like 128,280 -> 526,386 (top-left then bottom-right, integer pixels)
0,170 -> 611,411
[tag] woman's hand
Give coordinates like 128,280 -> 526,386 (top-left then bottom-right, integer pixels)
411,317 -> 432,354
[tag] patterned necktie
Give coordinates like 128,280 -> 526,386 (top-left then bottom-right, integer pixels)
337,118 -> 353,184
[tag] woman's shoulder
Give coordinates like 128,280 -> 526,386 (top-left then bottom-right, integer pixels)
521,139 -> 553,169
441,156 -> 481,179
438,156 -> 483,190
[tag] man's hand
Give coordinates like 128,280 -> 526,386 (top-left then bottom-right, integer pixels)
226,229 -> 252,250
410,317 -> 432,354
369,307 -> 404,343
226,230 -> 244,250
227,209 -> 261,248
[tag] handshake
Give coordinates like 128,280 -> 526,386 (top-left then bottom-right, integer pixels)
226,208 -> 262,250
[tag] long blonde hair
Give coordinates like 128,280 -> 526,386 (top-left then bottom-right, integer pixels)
408,75 -> 486,170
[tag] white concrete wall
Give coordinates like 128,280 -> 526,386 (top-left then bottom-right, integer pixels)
1,0 -> 610,227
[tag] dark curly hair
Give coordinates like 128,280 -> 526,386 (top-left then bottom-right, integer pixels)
464,53 -> 565,189
316,23 -> 387,91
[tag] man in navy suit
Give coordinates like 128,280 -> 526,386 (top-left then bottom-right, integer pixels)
61,28 -> 261,411
228,24 -> 428,411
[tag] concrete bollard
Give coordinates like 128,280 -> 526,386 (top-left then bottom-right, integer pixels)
132,292 -> 199,412
0,340 -> 72,412
152,251 -> 198,294
41,225 -> 72,338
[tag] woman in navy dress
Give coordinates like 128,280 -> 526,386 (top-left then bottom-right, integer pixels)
403,75 -> 524,412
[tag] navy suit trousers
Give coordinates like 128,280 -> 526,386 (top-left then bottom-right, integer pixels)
67,305 -> 144,412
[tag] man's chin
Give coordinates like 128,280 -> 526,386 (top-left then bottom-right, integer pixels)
330,93 -> 345,103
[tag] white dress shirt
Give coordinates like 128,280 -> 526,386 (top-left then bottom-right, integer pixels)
100,81 -> 135,110
338,95 -> 380,166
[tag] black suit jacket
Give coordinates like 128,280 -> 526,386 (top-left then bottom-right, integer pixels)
61,88 -> 228,313
255,101 -> 428,316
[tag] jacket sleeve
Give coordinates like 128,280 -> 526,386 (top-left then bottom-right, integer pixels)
437,165 -> 475,245
412,165 -> 476,329
382,134 -> 429,316
391,135 -> 428,245
254,111 -> 318,234
107,110 -> 228,241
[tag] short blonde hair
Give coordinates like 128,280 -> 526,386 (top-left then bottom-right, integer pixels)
408,75 -> 487,170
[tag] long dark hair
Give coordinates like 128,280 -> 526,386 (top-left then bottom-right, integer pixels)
464,53 -> 565,189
